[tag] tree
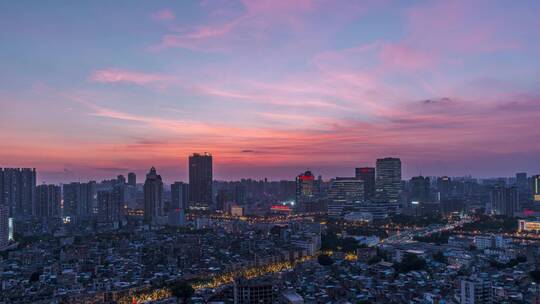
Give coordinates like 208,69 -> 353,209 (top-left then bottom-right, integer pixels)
394,253 -> 427,273
169,281 -> 194,303
317,254 -> 334,266
433,251 -> 447,264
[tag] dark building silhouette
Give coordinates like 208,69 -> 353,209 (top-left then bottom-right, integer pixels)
128,172 -> 136,186
144,167 -> 163,224
355,167 -> 375,200
189,153 -> 213,210
410,176 -> 430,203
117,174 -> 126,185
491,185 -> 518,217
0,168 -> 36,218
62,182 -> 96,219
97,190 -> 121,223
35,184 -> 61,219
437,176 -> 451,201
171,182 -> 189,211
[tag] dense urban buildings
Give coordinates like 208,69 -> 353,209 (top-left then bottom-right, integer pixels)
2,156 -> 540,304
189,153 -> 213,210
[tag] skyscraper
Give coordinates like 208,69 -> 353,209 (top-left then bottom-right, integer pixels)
295,171 -> 321,213
375,158 -> 402,204
117,174 -> 126,185
491,185 -> 518,217
144,167 -> 164,224
0,168 -> 36,218
436,176 -> 452,201
169,182 -> 189,226
62,181 -> 96,219
188,153 -> 213,210
97,190 -> 120,223
410,176 -> 430,203
35,184 -> 61,219
355,167 -> 375,200
128,172 -> 136,186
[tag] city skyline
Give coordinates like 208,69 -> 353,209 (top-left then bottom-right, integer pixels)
2,1 -> 540,183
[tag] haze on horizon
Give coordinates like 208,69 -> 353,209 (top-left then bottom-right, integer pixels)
1,0 -> 540,184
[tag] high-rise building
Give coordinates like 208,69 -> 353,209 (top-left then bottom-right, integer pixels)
410,176 -> 430,203
533,175 -> 540,203
375,158 -> 402,204
327,177 -> 364,217
491,186 -> 518,217
169,182 -> 189,226
128,172 -> 136,186
516,172 -> 527,191
117,174 -> 126,185
144,167 -> 164,224
0,205 -> 8,249
0,168 -> 36,218
437,176 -> 452,201
355,167 -> 375,200
188,153 -> 213,210
62,182 -> 96,219
295,171 -> 320,213
97,190 -> 120,223
35,184 -> 61,219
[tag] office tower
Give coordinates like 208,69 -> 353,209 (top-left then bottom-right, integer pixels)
410,176 -> 430,203
533,175 -> 540,203
128,172 -> 136,186
327,177 -> 364,217
491,186 -> 518,217
35,184 -> 61,219
234,277 -> 276,304
97,190 -> 120,223
188,153 -> 213,210
437,176 -> 452,201
0,168 -> 36,218
0,205 -> 8,248
144,167 -> 164,224
63,182 -> 97,219
355,167 -> 375,200
295,171 -> 320,213
375,158 -> 402,204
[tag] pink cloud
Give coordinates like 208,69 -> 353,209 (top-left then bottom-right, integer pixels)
151,9 -> 175,21
378,43 -> 434,71
90,69 -> 173,86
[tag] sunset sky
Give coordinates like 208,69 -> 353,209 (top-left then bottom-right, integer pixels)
1,0 -> 540,183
